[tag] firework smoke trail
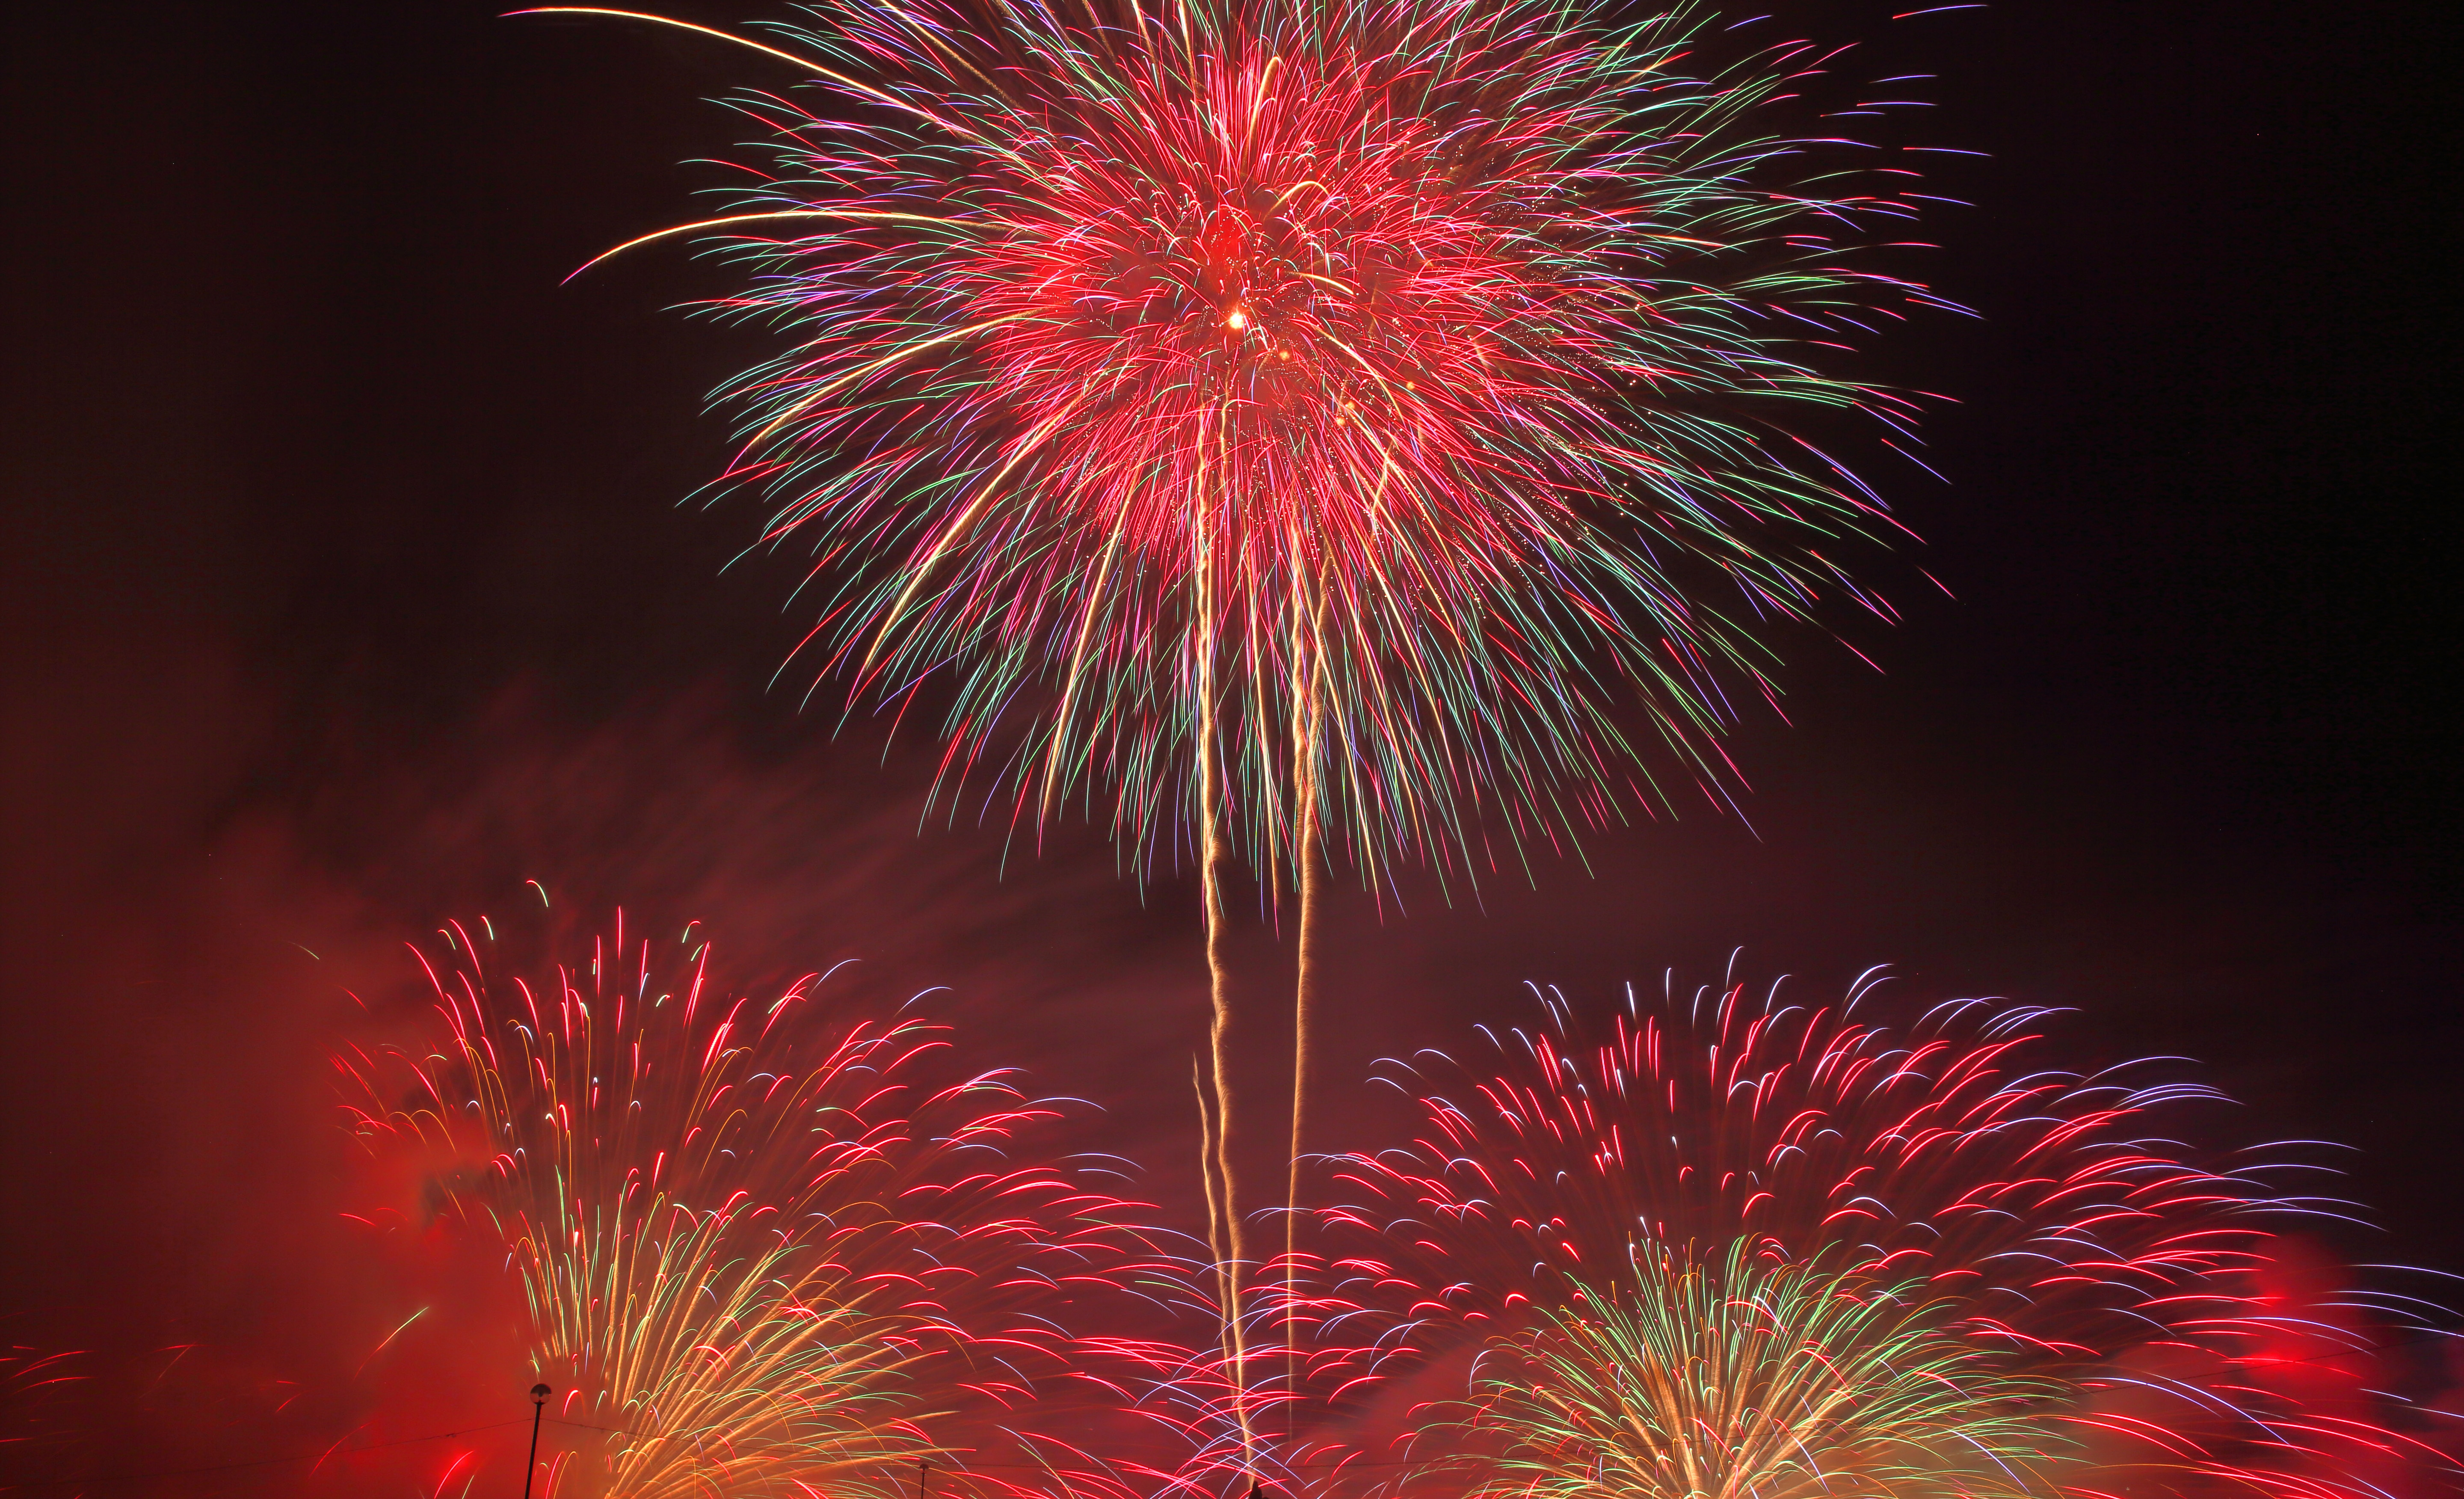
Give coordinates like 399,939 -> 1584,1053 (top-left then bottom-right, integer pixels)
340,911 -> 1166,1499
541,0 -> 1949,1437
1448,1244 -> 2065,1499
1293,977 -> 2458,1497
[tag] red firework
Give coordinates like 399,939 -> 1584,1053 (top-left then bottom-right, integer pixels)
546,0 -> 1948,880
1287,976 -> 2458,1496
336,907 -> 1188,1499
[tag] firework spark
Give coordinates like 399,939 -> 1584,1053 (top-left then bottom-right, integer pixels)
340,910 -> 1158,1499
0,1344 -> 86,1468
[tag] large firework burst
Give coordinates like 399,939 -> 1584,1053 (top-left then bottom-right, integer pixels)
339,911 -> 1156,1499
1315,978 -> 2295,1351
553,0 -> 1942,884
1294,977 -> 2458,1497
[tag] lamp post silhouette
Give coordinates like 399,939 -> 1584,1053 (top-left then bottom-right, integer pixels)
523,1383 -> 552,1499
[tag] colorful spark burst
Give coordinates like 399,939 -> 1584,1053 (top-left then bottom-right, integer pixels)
1293,976 -> 2458,1497
339,910 -> 1162,1499
1448,1243 -> 2064,1499
546,0 -> 1949,885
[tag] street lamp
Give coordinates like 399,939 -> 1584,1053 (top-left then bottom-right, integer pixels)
523,1383 -> 552,1499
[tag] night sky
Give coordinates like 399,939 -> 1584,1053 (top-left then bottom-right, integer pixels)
3,0 -> 2456,1489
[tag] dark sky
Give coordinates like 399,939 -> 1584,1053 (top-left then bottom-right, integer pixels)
2,0 -> 2457,1490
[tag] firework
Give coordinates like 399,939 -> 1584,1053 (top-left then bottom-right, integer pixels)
1446,1244 -> 2064,1499
340,910 -> 1158,1499
1315,977 -> 2296,1348
1296,977 -> 2458,1496
550,0 -> 1942,889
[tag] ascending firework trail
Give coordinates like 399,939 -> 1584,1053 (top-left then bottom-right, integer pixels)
534,0 -> 1949,1448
